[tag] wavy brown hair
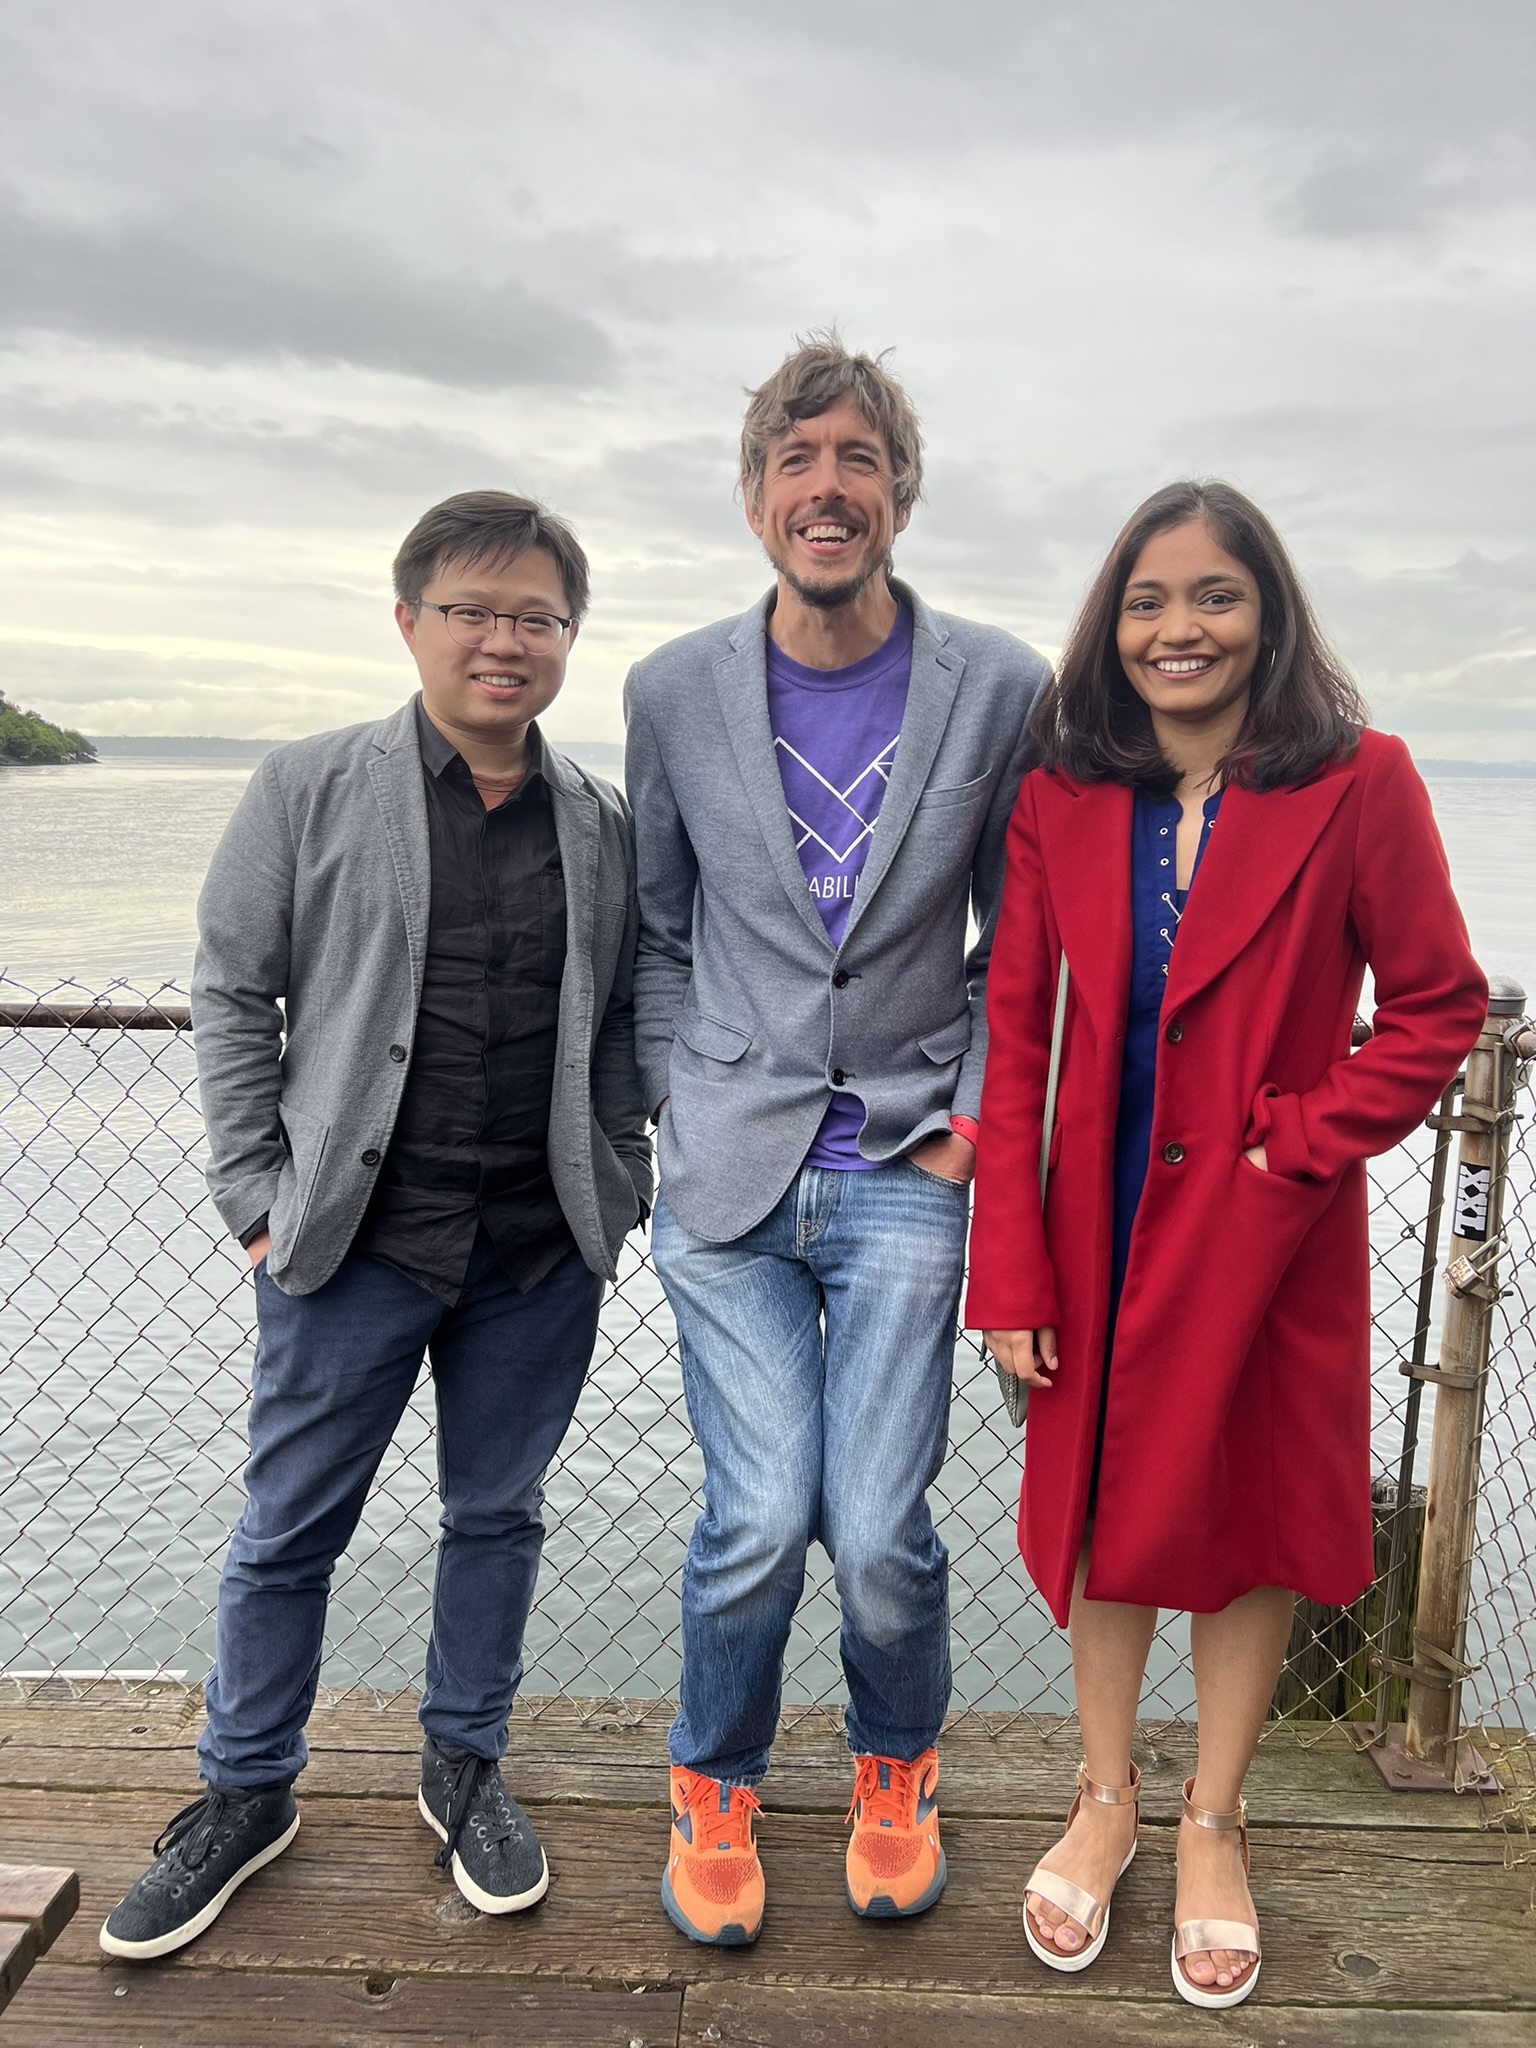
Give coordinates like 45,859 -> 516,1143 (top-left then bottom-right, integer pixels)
1032,479 -> 1368,796
740,330 -> 924,516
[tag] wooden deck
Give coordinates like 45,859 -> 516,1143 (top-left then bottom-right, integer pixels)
0,1683 -> 1530,2045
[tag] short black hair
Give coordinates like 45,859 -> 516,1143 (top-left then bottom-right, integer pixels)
392,490 -> 591,619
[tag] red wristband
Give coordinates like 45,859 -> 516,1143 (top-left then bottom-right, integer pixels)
949,1115 -> 980,1145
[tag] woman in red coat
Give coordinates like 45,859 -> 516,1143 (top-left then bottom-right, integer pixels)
966,480 -> 1485,2009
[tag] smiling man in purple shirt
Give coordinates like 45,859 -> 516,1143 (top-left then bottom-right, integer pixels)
625,335 -> 1049,1943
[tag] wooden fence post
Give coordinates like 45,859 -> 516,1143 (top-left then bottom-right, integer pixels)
1396,976 -> 1525,1783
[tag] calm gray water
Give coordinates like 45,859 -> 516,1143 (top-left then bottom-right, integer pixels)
3,756 -> 1531,998
1,757 -> 1532,1721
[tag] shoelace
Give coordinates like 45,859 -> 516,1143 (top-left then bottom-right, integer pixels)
152,1790 -> 231,1872
434,1752 -> 517,1870
846,1755 -> 922,1830
675,1773 -> 762,1853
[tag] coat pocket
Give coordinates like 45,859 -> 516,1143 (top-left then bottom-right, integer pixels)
917,1015 -> 973,1064
673,1009 -> 753,1064
271,1101 -> 331,1256
916,773 -> 990,809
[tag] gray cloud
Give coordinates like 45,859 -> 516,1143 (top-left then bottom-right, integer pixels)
0,199 -> 617,391
0,638 -> 391,739
0,0 -> 1529,755
0,390 -> 504,513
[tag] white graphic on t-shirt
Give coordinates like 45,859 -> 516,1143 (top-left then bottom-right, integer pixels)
773,734 -> 901,863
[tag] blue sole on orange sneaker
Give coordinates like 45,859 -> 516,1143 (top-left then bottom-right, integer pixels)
661,1870 -> 762,1946
848,1847 -> 948,1919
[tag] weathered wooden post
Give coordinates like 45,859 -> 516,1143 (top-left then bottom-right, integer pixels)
1391,976 -> 1526,1784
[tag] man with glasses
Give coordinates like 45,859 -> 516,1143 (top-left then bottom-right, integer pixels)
101,491 -> 650,1958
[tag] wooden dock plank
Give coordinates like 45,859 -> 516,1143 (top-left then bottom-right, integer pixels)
0,1689 -> 1500,1830
0,1966 -> 683,2047
681,1984 -> 1536,2046
0,1789 -> 1527,2011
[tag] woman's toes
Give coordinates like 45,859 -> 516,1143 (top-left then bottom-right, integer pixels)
1027,1895 -> 1081,1951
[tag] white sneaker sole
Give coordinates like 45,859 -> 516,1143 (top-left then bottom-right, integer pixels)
417,1788 -> 549,1914
98,1811 -> 300,1960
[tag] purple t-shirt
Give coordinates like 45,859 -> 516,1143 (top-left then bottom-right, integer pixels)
765,606 -> 914,1169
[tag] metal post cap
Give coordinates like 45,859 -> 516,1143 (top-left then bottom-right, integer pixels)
1485,974 -> 1526,1016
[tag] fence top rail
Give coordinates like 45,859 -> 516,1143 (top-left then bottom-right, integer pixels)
0,999 -> 191,1032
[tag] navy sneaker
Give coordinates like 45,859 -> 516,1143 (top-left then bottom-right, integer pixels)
99,1785 -> 299,1959
418,1737 -> 548,1914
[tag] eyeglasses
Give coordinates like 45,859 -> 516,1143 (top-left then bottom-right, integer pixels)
419,602 -> 573,651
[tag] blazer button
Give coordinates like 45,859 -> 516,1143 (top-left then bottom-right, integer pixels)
831,1068 -> 847,1086
1165,1021 -> 1184,1043
388,1043 -> 407,1062
1161,1141 -> 1186,1164
361,1148 -> 381,1167
832,971 -> 850,989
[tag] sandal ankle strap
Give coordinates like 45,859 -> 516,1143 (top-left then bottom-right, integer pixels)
1076,1759 -> 1141,1807
1179,1775 -> 1247,1831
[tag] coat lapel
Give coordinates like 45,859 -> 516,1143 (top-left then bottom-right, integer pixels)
842,588 -> 964,941
714,596 -> 836,949
367,703 -> 432,995
1166,771 -> 1352,1013
1033,773 -> 1133,1046
545,744 -> 599,1018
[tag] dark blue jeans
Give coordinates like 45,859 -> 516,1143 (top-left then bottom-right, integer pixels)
197,1234 -> 603,1789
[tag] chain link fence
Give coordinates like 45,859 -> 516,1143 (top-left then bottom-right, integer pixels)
2,971 -> 1532,1837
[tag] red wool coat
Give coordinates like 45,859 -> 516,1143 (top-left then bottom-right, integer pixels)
964,731 -> 1486,1624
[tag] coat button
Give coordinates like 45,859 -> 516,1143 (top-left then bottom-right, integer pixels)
1165,1021 -> 1183,1043
389,1043 -> 407,1062
1162,1141 -> 1185,1164
832,971 -> 850,989
831,1068 -> 847,1087
361,1148 -> 381,1166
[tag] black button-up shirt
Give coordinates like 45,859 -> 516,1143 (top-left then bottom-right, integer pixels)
353,702 -> 574,1303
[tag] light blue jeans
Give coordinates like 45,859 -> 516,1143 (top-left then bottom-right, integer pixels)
653,1161 -> 967,1785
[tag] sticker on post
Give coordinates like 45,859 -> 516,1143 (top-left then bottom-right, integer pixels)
1452,1162 -> 1491,1242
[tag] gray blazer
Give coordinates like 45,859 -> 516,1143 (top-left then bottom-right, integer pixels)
193,698 -> 652,1296
624,581 -> 1048,1242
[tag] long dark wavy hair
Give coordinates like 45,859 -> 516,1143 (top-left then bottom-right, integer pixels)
1032,480 -> 1368,797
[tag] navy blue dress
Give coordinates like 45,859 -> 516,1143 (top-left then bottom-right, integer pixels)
1108,787 -> 1224,1318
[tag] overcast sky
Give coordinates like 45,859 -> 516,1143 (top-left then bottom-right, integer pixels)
0,0 -> 1531,757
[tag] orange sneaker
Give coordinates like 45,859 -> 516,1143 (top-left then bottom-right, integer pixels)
845,1749 -> 946,1918
661,1767 -> 765,1946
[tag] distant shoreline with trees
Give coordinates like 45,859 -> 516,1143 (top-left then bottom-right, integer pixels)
0,694 -> 96,764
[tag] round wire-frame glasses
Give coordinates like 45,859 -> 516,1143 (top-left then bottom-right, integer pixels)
419,602 -> 573,651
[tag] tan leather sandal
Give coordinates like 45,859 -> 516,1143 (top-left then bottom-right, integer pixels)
1170,1776 -> 1261,2009
1023,1760 -> 1140,1973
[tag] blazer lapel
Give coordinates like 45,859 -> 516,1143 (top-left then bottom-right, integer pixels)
1166,771 -> 1352,1013
1034,773 -> 1133,1046
545,747 -> 599,1019
367,704 -> 432,996
714,597 -> 835,949
842,589 -> 963,941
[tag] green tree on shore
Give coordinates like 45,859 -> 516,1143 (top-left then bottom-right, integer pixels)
0,693 -> 96,764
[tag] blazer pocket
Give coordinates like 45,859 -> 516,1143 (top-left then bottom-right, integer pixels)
673,1009 -> 753,1063
273,1101 -> 331,1243
916,773 -> 990,809
917,1015 -> 973,1064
